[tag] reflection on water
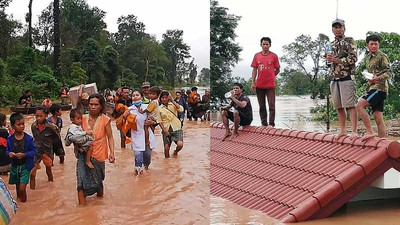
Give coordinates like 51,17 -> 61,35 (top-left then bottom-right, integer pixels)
210,95 -> 400,225
2,111 -> 210,225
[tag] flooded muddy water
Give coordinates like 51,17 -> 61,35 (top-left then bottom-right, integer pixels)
2,111 -> 210,225
210,95 -> 400,225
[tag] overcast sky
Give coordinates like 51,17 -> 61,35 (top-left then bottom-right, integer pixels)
218,0 -> 400,80
5,0 -> 210,70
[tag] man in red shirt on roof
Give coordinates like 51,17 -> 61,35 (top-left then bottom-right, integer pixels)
251,37 -> 280,127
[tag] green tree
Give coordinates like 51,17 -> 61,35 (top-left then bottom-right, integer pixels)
69,62 -> 88,86
61,0 -> 107,48
187,59 -> 198,86
103,45 -> 120,88
27,0 -> 34,48
277,68 -> 312,95
198,67 -> 210,86
114,14 -> 147,46
53,0 -> 61,77
162,29 -> 191,87
0,0 -> 12,10
281,34 -> 330,98
80,38 -> 104,88
34,3 -> 53,63
210,0 -> 242,102
0,11 -> 22,59
7,47 -> 40,79
141,37 -> 168,83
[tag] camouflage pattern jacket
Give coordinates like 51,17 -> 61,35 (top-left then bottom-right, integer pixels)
329,35 -> 358,79
365,50 -> 391,92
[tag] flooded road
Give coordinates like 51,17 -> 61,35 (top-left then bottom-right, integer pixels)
210,95 -> 400,225
2,111 -> 210,225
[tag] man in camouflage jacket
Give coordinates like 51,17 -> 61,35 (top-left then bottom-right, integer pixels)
356,34 -> 391,139
326,18 -> 358,140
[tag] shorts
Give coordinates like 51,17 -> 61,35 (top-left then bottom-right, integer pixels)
330,79 -> 356,109
9,164 -> 30,184
35,153 -> 53,167
362,89 -> 386,112
227,110 -> 252,126
162,127 -> 183,146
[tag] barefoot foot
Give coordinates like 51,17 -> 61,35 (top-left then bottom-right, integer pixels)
361,133 -> 375,141
334,132 -> 347,141
230,132 -> 238,140
222,132 -> 232,141
349,132 -> 359,140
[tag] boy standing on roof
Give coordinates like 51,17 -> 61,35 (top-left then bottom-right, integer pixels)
356,34 -> 391,140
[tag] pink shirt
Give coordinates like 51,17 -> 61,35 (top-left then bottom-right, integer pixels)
251,52 -> 280,89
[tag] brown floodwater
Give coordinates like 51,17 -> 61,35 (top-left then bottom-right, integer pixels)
2,111 -> 210,225
210,95 -> 400,225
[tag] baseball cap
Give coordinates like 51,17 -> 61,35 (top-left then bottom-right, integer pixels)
141,81 -> 150,88
332,18 -> 345,27
81,93 -> 89,100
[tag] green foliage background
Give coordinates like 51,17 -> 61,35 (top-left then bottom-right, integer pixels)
0,0 -> 209,107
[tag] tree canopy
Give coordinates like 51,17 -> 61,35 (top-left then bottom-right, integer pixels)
0,0 -> 207,106
210,0 -> 242,102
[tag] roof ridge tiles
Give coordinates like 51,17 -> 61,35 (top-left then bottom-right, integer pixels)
212,122 -> 394,149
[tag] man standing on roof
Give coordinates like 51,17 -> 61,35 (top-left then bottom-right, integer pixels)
251,37 -> 280,127
326,19 -> 358,140
220,83 -> 253,140
356,34 -> 391,140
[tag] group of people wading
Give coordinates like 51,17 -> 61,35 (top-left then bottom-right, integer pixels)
221,19 -> 392,142
2,80 -> 210,206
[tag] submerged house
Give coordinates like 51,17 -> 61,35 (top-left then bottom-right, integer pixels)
210,123 -> 400,222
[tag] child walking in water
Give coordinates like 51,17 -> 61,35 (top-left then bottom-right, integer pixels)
6,113 -> 36,202
47,104 -> 65,164
65,109 -> 94,169
30,106 -> 60,189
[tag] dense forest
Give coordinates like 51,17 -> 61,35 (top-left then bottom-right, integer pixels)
0,0 -> 210,106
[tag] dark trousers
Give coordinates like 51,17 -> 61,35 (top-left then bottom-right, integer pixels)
256,88 -> 276,127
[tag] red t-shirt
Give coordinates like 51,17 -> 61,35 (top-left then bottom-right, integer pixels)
37,123 -> 45,131
251,51 -> 280,89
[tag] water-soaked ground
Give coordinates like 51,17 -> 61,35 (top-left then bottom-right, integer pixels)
2,111 -> 210,225
210,95 -> 400,225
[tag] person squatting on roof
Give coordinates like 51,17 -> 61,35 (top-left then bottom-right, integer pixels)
220,83 -> 253,140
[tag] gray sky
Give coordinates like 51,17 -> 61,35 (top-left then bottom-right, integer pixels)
6,0 -> 210,70
218,0 -> 400,80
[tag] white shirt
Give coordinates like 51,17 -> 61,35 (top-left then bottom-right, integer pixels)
68,123 -> 86,136
129,104 -> 156,151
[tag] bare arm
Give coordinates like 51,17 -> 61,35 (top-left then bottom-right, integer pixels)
106,121 -> 115,163
231,96 -> 247,109
251,68 -> 257,92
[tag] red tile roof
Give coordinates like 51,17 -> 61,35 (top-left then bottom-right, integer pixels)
210,123 -> 400,223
